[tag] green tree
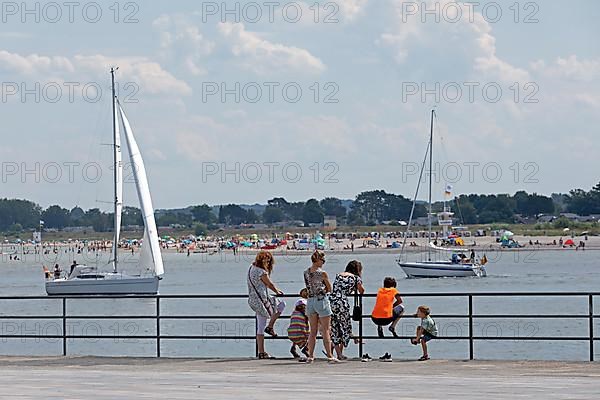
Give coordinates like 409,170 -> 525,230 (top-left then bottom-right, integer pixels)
302,199 -> 324,224
84,208 -> 111,232
319,197 -> 347,218
0,199 -> 42,230
219,204 -> 253,225
262,206 -> 285,223
191,204 -> 216,224
122,206 -> 143,226
42,205 -> 70,229
566,182 -> 600,215
194,223 -> 208,236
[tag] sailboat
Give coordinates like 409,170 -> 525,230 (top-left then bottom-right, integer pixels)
46,67 -> 164,295
397,110 -> 486,279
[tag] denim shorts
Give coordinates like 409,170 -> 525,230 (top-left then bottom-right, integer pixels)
421,332 -> 435,342
307,296 -> 332,317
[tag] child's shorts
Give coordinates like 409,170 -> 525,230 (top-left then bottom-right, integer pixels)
307,296 -> 332,317
420,332 -> 436,342
371,304 -> 404,326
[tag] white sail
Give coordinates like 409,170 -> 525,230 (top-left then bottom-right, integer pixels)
112,95 -> 123,271
118,103 -> 164,276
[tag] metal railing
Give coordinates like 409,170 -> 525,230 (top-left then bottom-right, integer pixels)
0,292 -> 596,361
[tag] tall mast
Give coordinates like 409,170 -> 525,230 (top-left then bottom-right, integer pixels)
111,67 -> 119,273
427,109 -> 434,261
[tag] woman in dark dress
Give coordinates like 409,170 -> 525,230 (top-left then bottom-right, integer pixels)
330,260 -> 365,360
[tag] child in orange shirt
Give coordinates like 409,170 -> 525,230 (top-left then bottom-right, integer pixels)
371,277 -> 404,338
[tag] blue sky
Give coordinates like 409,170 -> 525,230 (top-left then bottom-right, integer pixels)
1,0 -> 599,210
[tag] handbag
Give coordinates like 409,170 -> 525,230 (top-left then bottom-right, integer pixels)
352,276 -> 362,321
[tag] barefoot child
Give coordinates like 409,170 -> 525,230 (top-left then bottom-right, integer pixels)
371,277 -> 404,337
411,305 -> 438,361
288,289 -> 310,358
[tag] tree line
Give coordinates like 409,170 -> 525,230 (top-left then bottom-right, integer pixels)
0,182 -> 599,233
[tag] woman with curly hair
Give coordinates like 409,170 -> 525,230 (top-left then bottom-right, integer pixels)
247,251 -> 285,359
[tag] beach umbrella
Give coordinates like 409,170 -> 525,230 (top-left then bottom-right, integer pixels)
563,228 -> 570,232
564,239 -> 575,246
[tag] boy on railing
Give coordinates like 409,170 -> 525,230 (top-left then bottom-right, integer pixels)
411,305 -> 438,361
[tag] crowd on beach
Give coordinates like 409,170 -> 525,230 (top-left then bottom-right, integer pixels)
247,250 -> 437,363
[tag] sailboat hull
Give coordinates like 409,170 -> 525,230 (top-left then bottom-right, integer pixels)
398,261 -> 485,278
46,275 -> 160,295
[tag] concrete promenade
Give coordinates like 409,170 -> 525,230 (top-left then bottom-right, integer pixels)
1,357 -> 599,399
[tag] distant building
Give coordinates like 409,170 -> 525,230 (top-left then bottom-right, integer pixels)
537,215 -> 555,223
323,216 -> 337,230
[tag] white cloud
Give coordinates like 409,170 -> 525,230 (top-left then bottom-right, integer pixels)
0,50 -> 74,75
74,55 -> 192,96
0,49 -> 191,96
381,0 -> 529,83
152,14 -> 215,76
338,0 -> 369,21
218,22 -> 326,75
531,55 -> 600,81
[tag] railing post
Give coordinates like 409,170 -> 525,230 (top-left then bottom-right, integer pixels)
358,295 -> 363,358
589,294 -> 594,362
62,297 -> 67,356
468,295 -> 474,360
156,296 -> 161,358
255,315 -> 258,358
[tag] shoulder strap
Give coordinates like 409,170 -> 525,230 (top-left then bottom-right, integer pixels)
353,275 -> 361,306
248,266 -> 273,316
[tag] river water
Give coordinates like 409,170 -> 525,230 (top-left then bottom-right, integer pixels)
0,248 -> 598,361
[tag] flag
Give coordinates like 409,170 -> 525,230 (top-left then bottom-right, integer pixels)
444,184 -> 452,197
39,220 -> 45,225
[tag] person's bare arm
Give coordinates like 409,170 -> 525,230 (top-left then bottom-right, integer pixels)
357,281 -> 365,294
322,271 -> 332,293
260,274 -> 283,295
393,293 -> 403,307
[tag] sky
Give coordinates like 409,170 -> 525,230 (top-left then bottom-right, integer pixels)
1,0 -> 599,210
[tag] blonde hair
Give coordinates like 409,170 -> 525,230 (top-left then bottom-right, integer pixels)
299,288 -> 309,299
253,251 -> 275,275
417,305 -> 431,316
311,250 -> 325,263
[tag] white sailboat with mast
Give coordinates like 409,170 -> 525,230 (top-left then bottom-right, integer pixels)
46,67 -> 164,295
397,110 -> 486,278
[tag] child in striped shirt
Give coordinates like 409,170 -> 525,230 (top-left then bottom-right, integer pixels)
288,289 -> 310,358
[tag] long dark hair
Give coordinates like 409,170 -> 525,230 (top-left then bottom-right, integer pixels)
345,260 -> 363,277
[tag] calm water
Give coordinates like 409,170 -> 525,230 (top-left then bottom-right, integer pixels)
0,249 -> 598,360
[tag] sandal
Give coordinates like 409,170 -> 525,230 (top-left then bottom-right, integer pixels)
301,346 -> 310,358
418,356 -> 430,361
290,347 -> 300,358
258,352 -> 276,359
264,327 -> 278,337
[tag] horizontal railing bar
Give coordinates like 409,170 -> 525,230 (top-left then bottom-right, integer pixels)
0,314 -> 595,320
0,335 -> 595,341
0,292 -> 598,301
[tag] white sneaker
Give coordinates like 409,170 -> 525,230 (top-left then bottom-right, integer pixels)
327,357 -> 340,364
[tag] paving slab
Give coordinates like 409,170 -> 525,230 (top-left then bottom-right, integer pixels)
1,357 -> 599,399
